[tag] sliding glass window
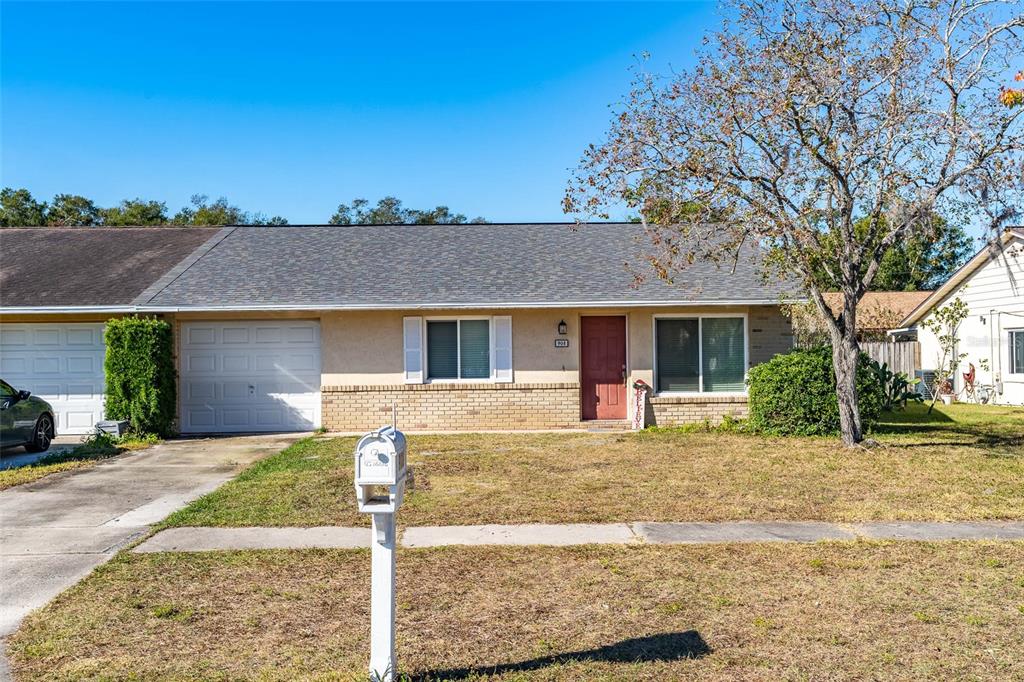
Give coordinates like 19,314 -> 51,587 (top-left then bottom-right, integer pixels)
655,317 -> 746,393
427,319 -> 491,380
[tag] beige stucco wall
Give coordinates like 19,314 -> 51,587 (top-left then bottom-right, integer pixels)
320,305 -> 793,387
320,308 -> 582,385
319,304 -> 793,427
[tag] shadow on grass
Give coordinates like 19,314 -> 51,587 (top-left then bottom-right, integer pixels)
874,407 -> 954,433
877,436 -> 1024,453
412,630 -> 711,681
874,403 -> 1023,449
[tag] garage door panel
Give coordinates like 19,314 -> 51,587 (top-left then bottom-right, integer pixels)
286,353 -> 317,371
186,327 -> 215,345
253,354 -> 280,371
222,355 -> 250,371
222,409 -> 250,427
222,328 -> 250,344
222,382 -> 249,400
0,323 -> 107,436
188,381 -> 217,400
35,382 -> 64,396
67,383 -> 100,399
286,326 -> 316,343
66,328 -> 99,345
254,327 -> 283,344
0,329 -> 29,346
66,355 -> 100,374
180,321 -> 320,434
187,354 -> 217,372
291,408 -> 316,425
187,409 -> 216,428
254,408 -> 278,423
34,329 -> 62,345
1,357 -> 28,374
66,411 -> 97,430
32,357 -> 61,374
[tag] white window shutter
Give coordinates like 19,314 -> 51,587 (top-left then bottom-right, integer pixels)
493,315 -> 513,383
403,316 -> 424,383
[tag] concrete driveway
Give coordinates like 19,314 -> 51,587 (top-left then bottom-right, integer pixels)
0,436 -> 79,471
0,434 -> 301,642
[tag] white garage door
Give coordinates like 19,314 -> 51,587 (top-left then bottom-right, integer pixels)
180,320 -> 321,433
0,323 -> 106,435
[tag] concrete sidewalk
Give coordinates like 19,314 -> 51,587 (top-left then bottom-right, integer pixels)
133,519 -> 1024,553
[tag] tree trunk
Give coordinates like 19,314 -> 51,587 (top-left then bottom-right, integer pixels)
831,332 -> 864,447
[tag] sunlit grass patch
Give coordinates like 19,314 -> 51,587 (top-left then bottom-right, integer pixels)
162,402 -> 1023,528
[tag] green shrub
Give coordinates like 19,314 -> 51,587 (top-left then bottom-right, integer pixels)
747,345 -> 884,436
104,317 -> 176,437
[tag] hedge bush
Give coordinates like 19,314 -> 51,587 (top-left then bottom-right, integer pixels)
104,317 -> 176,437
747,345 -> 884,436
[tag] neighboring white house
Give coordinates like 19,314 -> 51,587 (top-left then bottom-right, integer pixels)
894,227 -> 1024,406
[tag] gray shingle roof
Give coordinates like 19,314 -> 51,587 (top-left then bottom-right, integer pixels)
0,227 -> 221,307
142,223 -> 800,308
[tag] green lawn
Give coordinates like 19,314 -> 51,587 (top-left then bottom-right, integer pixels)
9,541 -> 1024,681
160,402 -> 1023,528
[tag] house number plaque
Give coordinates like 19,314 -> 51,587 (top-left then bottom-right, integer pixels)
554,339 -> 569,348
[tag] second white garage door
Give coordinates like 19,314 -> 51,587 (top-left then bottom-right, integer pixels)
180,321 -> 321,434
0,322 -> 106,435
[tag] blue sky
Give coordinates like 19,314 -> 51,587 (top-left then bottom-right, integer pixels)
1,1 -> 718,223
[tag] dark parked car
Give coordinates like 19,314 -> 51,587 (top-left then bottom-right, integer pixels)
0,379 -> 55,452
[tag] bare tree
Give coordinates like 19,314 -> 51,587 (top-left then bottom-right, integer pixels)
565,0 -> 1022,446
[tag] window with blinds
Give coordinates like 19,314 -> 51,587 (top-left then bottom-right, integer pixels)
460,320 -> 490,379
427,321 -> 459,379
426,319 -> 491,380
656,319 -> 700,392
1011,330 -> 1024,374
702,318 -> 746,391
655,316 -> 746,393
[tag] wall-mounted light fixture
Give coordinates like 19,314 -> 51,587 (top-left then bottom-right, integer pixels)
557,320 -> 568,335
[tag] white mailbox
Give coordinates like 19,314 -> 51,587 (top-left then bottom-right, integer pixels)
353,424 -> 408,682
354,425 -> 408,513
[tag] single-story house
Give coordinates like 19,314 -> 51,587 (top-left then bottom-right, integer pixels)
892,227 -> 1024,405
1,224 -> 801,434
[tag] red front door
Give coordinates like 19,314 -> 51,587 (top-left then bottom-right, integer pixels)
581,316 -> 627,420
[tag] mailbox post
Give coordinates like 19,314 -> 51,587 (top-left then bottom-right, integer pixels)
354,425 -> 407,682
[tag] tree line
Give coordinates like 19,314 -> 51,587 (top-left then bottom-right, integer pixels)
0,188 -> 486,227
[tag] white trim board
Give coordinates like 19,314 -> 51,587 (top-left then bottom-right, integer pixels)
1,299 -> 804,315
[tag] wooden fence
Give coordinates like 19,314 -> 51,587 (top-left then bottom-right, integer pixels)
859,341 -> 920,377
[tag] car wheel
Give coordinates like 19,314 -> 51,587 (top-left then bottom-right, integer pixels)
25,414 -> 54,453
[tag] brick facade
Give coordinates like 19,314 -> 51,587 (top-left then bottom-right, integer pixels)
646,394 -> 749,426
322,383 -> 581,431
749,305 -> 795,365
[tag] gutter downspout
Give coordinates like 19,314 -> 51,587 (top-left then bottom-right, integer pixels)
991,309 -> 998,399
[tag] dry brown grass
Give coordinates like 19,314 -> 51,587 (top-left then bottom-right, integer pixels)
161,403 -> 1024,528
9,541 -> 1024,680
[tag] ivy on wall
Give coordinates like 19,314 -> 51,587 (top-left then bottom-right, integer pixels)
104,317 -> 176,437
